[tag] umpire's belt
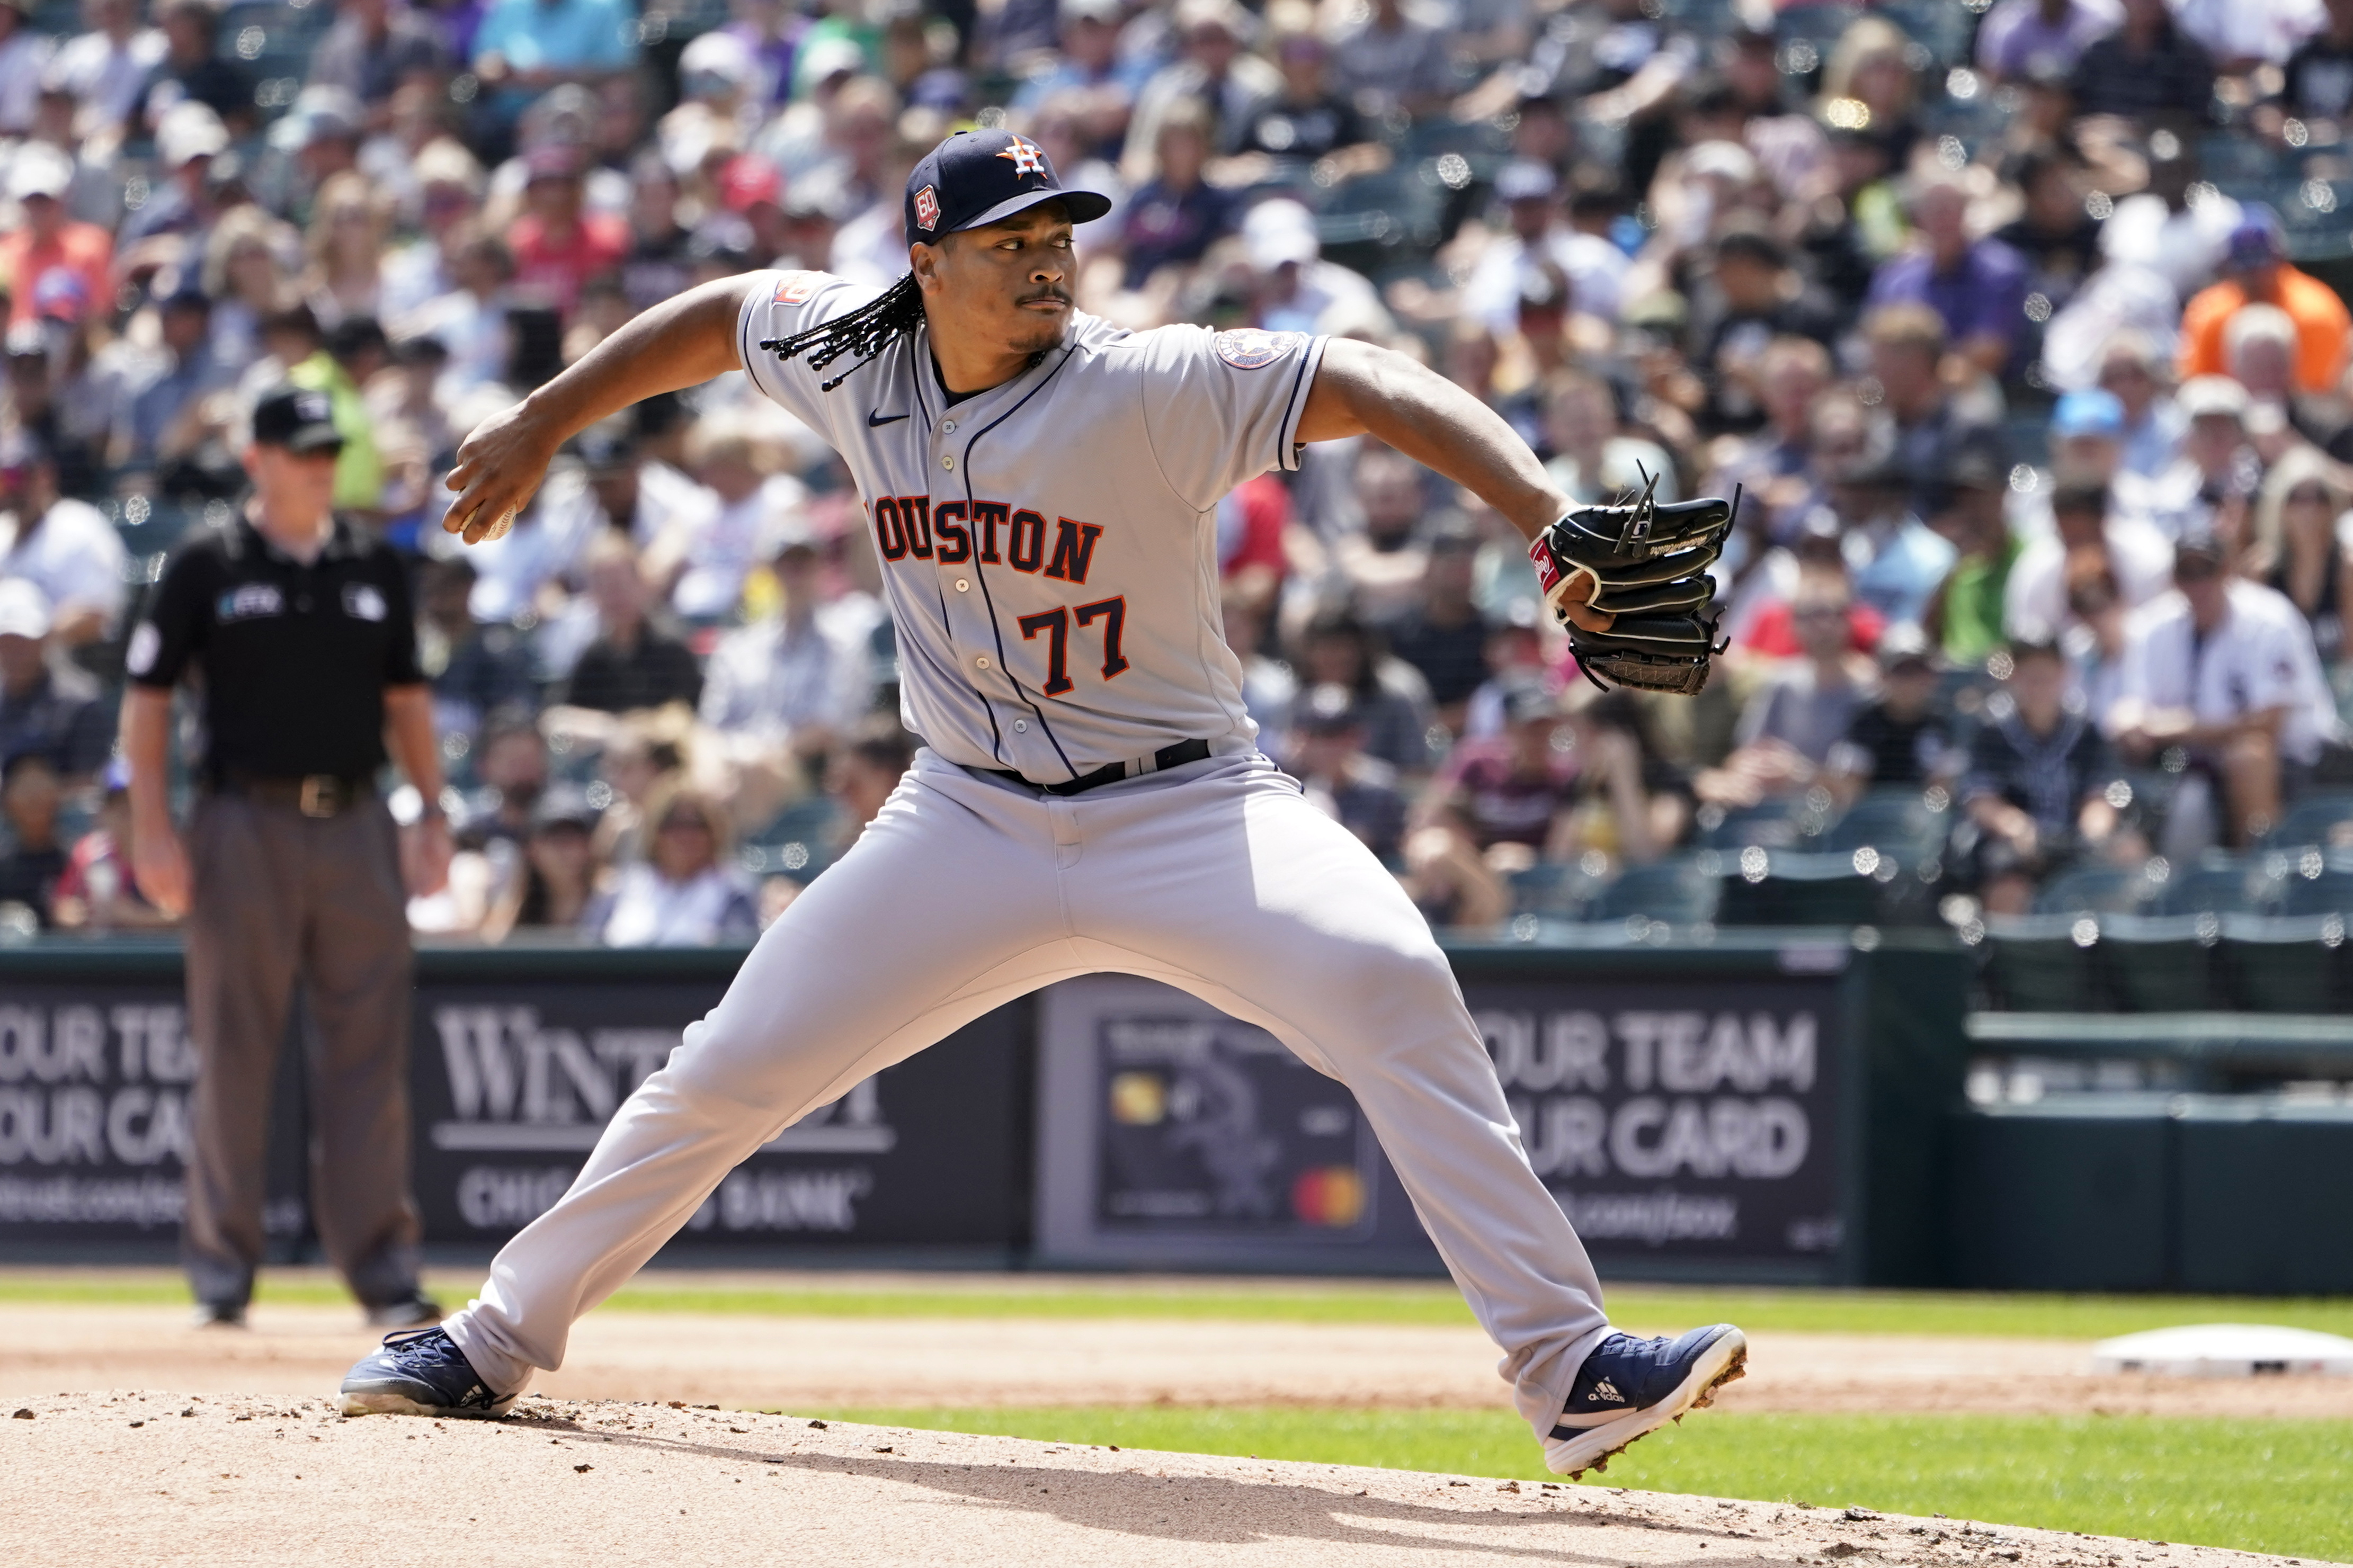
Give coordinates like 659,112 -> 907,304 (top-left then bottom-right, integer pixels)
214,769 -> 374,818
982,738 -> 1211,798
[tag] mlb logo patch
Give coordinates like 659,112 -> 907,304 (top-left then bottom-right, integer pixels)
1214,329 -> 1303,370
913,184 -> 941,232
772,271 -> 819,305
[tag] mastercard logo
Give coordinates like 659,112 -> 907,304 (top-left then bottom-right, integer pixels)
1109,1071 -> 1166,1125
1290,1166 -> 1366,1228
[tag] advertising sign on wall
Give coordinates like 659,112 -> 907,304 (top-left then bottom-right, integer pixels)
1034,972 -> 1848,1275
0,972 -> 1030,1257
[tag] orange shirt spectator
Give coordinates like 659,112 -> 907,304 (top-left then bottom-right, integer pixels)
1,148 -> 112,330
2177,210 -> 2352,393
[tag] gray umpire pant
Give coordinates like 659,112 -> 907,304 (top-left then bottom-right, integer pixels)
181,789 -> 424,1311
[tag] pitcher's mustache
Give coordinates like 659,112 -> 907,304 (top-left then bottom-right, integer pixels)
1018,289 -> 1072,306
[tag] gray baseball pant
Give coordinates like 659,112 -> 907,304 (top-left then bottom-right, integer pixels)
445,750 -> 1612,1438
182,790 -> 424,1312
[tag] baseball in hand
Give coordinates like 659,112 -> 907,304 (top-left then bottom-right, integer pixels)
474,503 -> 520,542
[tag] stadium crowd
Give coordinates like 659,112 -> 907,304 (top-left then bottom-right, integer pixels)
6,0 -> 2353,944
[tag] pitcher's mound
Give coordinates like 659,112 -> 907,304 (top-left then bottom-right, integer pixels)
0,1391 -> 2290,1567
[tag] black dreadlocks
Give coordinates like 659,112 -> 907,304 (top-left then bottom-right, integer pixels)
759,274 -> 924,392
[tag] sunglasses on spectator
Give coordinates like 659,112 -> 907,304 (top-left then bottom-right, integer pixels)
658,813 -> 712,835
2174,557 -> 2223,582
2287,486 -> 2335,506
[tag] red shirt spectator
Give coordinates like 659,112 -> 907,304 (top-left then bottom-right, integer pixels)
507,144 -> 628,316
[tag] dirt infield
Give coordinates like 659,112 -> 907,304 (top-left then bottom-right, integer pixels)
4,1302 -> 2350,1419
0,1390 -> 2297,1568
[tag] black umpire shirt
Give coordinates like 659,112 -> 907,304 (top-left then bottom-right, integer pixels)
125,513 -> 423,781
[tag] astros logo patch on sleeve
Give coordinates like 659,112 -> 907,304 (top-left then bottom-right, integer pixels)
772,271 -> 820,304
913,184 -> 941,232
1214,328 -> 1305,370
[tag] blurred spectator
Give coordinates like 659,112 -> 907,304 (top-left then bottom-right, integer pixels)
457,710 -> 550,853
1127,0 -> 1281,172
2068,0 -> 2217,123
2275,0 -> 2353,139
0,429 -> 127,642
1241,198 -> 1386,337
1287,683 -> 1408,861
2007,477 -> 2176,642
556,533 -> 704,713
1975,0 -> 2124,84
655,408 -> 808,621
1861,304 -> 1998,521
1544,369 -> 1677,505
399,223 -> 516,394
589,783 -> 758,946
1114,97 -> 1236,289
699,514 -> 880,754
1457,159 -> 1627,337
0,0 -> 50,137
1687,223 -> 1838,437
1333,447 -> 1432,628
119,100 -> 231,247
1233,4 -> 1372,165
308,0 -> 453,123
51,765 -> 173,930
1825,624 -> 1959,807
2096,331 -> 2186,481
1295,608 -> 1433,774
481,784 -> 603,940
141,0 -> 254,136
1386,524 -> 1492,733
119,287 -> 230,469
509,142 -> 630,318
2,146 -> 110,330
470,0 -> 641,149
2149,374 -> 2261,540
2111,531 -> 2343,846
1957,638 -> 2128,915
1421,673 -> 1579,861
1326,0 -> 1455,120
1703,572 -> 1876,805
2248,447 -> 2353,664
302,171 -> 394,328
1866,175 -> 2028,380
2179,207 -> 2352,395
415,555 -> 537,738
0,576 -> 109,781
1923,449 -> 2019,668
48,0 -> 163,141
0,749 -> 64,925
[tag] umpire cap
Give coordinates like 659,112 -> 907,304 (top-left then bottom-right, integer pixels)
251,385 -> 344,455
904,128 -> 1111,247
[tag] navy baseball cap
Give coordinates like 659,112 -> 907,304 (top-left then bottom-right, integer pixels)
251,384 -> 343,455
903,128 -> 1112,247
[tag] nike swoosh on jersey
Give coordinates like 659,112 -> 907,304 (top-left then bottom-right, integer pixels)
867,410 -> 911,426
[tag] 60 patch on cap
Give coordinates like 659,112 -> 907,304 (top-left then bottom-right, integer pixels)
902,128 -> 1112,247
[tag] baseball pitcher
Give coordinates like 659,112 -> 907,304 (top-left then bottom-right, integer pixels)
340,130 -> 1743,1479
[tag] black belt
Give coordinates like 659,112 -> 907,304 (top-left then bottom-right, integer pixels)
982,738 -> 1211,797
213,769 -> 373,818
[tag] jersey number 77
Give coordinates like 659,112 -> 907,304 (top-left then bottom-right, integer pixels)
1017,598 -> 1129,696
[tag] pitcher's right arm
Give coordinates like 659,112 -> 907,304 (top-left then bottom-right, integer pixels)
440,274 -> 764,545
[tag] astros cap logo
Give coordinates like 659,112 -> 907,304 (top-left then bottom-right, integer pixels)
913,184 -> 940,231
996,135 -> 1049,179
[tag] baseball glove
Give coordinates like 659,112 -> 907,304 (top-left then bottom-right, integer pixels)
1528,478 -> 1737,697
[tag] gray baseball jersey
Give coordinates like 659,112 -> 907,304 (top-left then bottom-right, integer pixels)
737,269 -> 1325,779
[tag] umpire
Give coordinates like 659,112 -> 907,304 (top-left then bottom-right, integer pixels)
120,386 -> 452,1329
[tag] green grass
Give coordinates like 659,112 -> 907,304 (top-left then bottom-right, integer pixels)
4,1268 -> 2350,1342
813,1406 -> 2353,1563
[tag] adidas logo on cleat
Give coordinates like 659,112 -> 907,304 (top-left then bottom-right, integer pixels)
1590,1378 -> 1626,1404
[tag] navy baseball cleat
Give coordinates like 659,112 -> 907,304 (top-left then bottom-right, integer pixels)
1544,1323 -> 1746,1479
338,1327 -> 518,1419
